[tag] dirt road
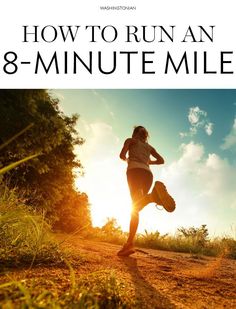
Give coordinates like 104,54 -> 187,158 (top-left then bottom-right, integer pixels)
1,236 -> 235,308
62,236 -> 236,308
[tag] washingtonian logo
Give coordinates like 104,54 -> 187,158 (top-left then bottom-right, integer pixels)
100,5 -> 136,11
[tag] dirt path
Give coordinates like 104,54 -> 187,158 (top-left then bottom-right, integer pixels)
59,236 -> 236,308
1,236 -> 236,308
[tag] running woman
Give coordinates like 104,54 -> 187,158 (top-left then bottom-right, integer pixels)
117,126 -> 175,256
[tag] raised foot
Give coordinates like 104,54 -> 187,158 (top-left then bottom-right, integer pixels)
151,181 -> 176,212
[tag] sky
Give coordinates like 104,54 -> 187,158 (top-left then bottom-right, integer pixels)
52,89 -> 236,237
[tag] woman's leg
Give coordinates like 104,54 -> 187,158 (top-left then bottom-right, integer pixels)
118,169 -> 153,255
126,169 -> 153,245
126,190 -> 143,246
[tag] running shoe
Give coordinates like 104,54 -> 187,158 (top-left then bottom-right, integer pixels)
117,243 -> 135,256
151,181 -> 176,212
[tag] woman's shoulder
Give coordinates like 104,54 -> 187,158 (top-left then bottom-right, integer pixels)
146,142 -> 155,151
124,137 -> 138,145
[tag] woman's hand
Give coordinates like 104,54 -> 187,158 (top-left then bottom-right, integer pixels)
150,147 -> 165,165
148,159 -> 160,165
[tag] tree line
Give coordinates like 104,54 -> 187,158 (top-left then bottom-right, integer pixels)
0,89 -> 91,232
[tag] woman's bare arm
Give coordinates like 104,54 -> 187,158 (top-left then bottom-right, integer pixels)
119,138 -> 132,161
149,146 -> 165,165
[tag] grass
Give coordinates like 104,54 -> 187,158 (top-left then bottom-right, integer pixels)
87,219 -> 236,259
135,228 -> 236,259
0,185 -> 65,269
0,186 -> 135,308
0,270 -> 135,308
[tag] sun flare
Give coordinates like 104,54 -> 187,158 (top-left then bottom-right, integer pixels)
75,162 -> 177,235
75,160 -> 133,231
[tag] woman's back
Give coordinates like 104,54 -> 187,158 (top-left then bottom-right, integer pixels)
128,139 -> 151,171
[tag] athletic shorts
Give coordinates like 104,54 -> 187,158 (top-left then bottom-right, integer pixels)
126,168 -> 153,202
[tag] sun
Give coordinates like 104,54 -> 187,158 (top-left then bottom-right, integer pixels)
74,153 -> 177,235
75,167 -> 175,235
89,187 -> 132,231
75,161 -> 132,231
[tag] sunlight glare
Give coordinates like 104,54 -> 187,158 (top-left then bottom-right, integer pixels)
75,159 -> 132,231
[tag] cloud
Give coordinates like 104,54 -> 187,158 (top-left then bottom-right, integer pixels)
205,122 -> 214,136
76,121 -> 120,163
221,117 -> 236,151
188,106 -> 207,125
157,141 -> 236,235
180,106 -> 214,137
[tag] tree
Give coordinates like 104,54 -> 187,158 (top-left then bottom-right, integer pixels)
0,89 -> 91,229
53,191 -> 91,232
101,218 -> 123,235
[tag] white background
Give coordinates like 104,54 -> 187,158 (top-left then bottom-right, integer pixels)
0,0 -> 236,88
